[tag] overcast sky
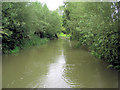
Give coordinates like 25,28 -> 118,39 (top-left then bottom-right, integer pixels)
36,0 -> 64,11
30,0 -> 120,11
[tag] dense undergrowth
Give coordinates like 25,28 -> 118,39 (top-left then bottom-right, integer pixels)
63,2 -> 120,70
2,2 -> 62,54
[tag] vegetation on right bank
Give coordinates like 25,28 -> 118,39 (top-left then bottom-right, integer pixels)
62,2 -> 120,70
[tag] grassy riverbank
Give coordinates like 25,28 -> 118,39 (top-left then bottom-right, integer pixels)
3,36 -> 49,55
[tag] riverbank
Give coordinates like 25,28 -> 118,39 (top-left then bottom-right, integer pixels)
3,32 -> 69,55
3,36 -> 49,55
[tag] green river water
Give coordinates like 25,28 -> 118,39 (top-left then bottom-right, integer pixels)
2,38 -> 118,88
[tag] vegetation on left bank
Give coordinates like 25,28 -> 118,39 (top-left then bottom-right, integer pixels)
2,2 -> 62,54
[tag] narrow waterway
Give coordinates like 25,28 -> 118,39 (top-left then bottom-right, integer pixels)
2,38 -> 118,88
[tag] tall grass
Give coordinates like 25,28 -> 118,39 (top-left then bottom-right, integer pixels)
23,36 -> 49,48
3,36 -> 49,55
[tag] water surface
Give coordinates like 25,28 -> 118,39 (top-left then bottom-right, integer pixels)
2,38 -> 118,88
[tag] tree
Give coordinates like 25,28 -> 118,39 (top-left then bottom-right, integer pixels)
63,2 -> 120,70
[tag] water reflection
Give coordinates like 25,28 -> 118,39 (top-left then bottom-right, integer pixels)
43,49 -> 70,88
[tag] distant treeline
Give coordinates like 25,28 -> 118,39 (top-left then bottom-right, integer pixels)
63,2 -> 120,70
2,2 -> 62,54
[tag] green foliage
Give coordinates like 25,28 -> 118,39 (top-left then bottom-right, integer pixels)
2,2 -> 62,54
23,36 -> 49,48
63,2 -> 120,70
58,32 -> 71,37
58,33 -> 66,37
10,47 -> 19,54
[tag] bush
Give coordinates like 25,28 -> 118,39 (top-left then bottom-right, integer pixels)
63,2 -> 120,70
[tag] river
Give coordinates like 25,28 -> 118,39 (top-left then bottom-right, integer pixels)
2,38 -> 118,88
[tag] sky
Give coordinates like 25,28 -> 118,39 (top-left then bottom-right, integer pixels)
36,0 -> 64,11
30,0 -> 120,11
